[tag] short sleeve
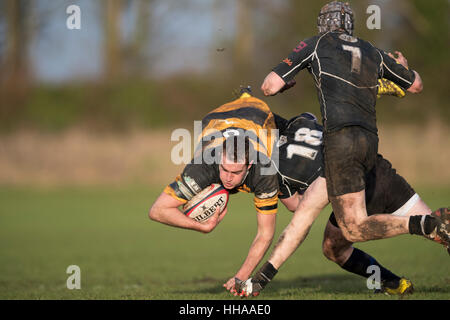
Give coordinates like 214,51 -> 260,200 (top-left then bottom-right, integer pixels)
163,163 -> 220,203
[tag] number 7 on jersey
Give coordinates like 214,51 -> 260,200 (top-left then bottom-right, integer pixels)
342,45 -> 361,74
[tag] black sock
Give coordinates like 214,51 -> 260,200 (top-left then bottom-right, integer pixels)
253,262 -> 278,288
341,248 -> 400,284
408,215 -> 438,236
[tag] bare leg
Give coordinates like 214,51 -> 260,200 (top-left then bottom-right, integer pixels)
392,196 -> 431,217
324,197 -> 432,265
330,190 -> 410,242
322,220 -> 353,266
323,198 -> 432,290
270,177 -> 328,269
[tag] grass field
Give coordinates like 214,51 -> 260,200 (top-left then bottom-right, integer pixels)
0,185 -> 449,300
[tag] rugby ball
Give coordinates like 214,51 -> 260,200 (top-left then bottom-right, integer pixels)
183,184 -> 229,223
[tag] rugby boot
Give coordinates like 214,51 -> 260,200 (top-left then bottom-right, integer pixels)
374,278 -> 414,296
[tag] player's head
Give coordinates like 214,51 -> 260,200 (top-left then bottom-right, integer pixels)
317,1 -> 354,36
219,135 -> 252,189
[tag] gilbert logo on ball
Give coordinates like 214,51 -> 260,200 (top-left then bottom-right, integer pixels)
183,184 -> 229,223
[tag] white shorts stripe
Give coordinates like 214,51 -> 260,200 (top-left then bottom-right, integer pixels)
391,193 -> 420,217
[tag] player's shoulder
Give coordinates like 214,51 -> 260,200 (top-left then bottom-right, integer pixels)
202,95 -> 275,131
207,94 -> 273,123
353,36 -> 384,55
290,34 -> 321,53
183,162 -> 220,189
165,162 -> 220,202
303,34 -> 321,43
221,93 -> 270,111
273,113 -> 289,132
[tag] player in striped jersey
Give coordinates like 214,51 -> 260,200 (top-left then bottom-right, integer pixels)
149,88 -> 280,291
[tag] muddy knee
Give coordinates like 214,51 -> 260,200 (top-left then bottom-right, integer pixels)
322,236 -> 338,261
339,226 -> 364,243
322,221 -> 354,264
330,194 -> 367,242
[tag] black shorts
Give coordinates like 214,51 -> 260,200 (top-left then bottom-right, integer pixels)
323,126 -> 379,197
329,154 -> 416,228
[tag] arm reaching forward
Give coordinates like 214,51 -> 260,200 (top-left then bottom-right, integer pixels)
236,177 -> 329,297
223,212 -> 276,294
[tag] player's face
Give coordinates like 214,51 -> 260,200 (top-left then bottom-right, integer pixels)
219,156 -> 250,190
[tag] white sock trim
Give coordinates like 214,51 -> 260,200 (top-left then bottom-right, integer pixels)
420,215 -> 427,236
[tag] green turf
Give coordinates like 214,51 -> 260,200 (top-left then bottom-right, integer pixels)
0,185 -> 448,300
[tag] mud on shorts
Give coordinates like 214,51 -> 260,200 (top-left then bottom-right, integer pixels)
329,154 -> 418,228
323,126 -> 379,197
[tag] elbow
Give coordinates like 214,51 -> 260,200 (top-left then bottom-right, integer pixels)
417,82 -> 423,93
148,204 -> 159,221
287,201 -> 299,213
407,72 -> 423,94
282,199 -> 297,213
286,206 -> 296,213
413,82 -> 423,93
408,82 -> 423,94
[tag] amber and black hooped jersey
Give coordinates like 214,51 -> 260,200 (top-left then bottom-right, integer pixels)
195,93 -> 278,159
272,31 -> 416,134
272,115 -> 324,199
164,93 -> 279,215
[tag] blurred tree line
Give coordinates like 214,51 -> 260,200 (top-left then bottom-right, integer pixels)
0,0 -> 448,133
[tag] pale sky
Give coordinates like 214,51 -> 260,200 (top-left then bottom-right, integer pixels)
26,0 -> 231,83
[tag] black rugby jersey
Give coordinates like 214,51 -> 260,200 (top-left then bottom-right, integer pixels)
273,31 -> 416,134
272,115 -> 324,199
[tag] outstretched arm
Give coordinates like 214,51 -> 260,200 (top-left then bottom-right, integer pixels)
149,192 -> 226,234
223,212 -> 276,293
235,177 -> 330,297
